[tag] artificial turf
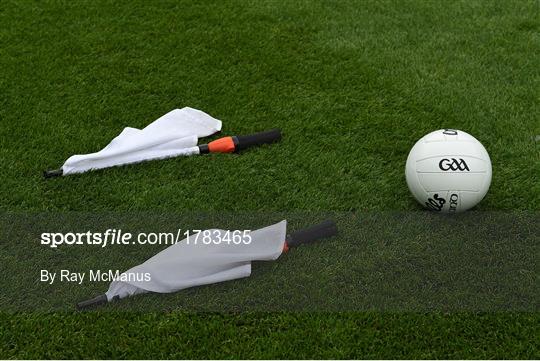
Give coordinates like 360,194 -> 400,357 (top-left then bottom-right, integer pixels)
1,0 -> 539,359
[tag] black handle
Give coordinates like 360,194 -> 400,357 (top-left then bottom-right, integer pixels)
233,129 -> 281,151
76,294 -> 108,310
43,168 -> 63,178
286,220 -> 338,248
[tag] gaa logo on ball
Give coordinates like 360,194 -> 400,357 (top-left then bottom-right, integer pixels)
438,158 -> 469,171
405,129 -> 492,213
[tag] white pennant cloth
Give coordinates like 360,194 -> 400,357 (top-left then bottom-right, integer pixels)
106,220 -> 287,301
61,107 -> 222,175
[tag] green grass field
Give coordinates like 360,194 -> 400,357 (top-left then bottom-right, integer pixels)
1,0 -> 539,358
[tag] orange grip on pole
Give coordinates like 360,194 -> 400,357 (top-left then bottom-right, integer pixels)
282,242 -> 289,253
208,136 -> 236,153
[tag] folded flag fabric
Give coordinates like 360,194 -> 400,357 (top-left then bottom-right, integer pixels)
57,107 -> 222,176
106,220 -> 287,301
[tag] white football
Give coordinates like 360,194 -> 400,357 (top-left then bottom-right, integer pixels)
405,129 -> 492,213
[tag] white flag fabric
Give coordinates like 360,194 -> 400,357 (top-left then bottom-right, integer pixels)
105,220 -> 287,301
61,107 -> 222,175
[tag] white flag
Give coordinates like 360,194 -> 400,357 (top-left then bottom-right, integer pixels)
106,220 -> 287,301
61,107 -> 222,175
